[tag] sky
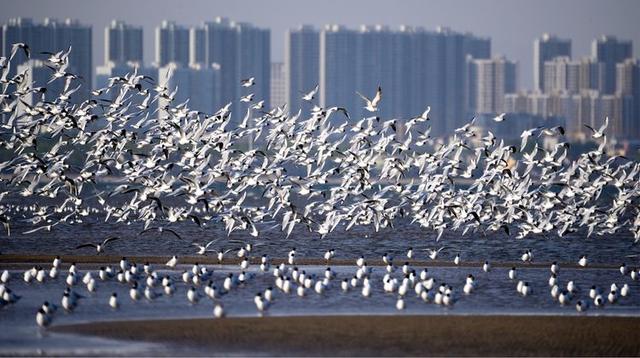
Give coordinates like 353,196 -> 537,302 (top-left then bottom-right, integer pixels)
1,0 -> 639,90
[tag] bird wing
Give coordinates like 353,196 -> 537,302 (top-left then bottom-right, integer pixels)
164,228 -> 184,241
102,236 -> 121,246
355,91 -> 370,104
75,243 -> 97,249
371,86 -> 382,107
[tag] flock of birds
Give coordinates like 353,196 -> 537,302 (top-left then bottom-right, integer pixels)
0,44 -> 640,245
0,43 -> 639,329
0,246 -> 636,328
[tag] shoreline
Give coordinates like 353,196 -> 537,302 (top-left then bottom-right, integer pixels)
51,314 -> 640,356
0,254 -> 622,269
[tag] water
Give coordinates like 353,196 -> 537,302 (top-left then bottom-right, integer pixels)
2,214 -> 639,266
0,263 -> 639,355
2,201 -> 640,355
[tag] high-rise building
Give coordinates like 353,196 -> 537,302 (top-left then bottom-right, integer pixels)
190,18 -> 270,122
616,58 -> 640,139
592,35 -> 632,94
355,25 -> 395,120
533,33 -> 571,92
542,56 -> 604,94
270,62 -> 286,108
2,17 -> 92,101
237,22 -> 270,111
320,25 -> 357,118
315,25 -> 489,135
413,27 -> 490,135
285,25 -> 320,115
467,56 -> 517,114
157,62 -> 221,115
105,20 -> 142,65
155,20 -> 189,67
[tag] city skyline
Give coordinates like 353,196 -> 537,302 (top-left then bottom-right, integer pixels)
1,0 -> 639,90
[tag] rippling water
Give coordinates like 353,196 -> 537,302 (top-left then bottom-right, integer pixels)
2,214 -> 639,266
0,264 -> 639,355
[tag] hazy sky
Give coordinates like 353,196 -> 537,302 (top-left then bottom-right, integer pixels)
2,0 -> 639,89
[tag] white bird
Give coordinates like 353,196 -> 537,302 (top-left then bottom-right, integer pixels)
109,293 -> 119,309
482,261 -> 491,272
302,84 -> 319,101
241,77 -> 255,87
576,299 -> 589,312
594,294 -> 605,307
166,255 -> 178,268
578,255 -> 588,267
396,296 -> 405,310
493,113 -> 506,122
425,247 -> 445,260
213,304 -> 225,318
584,117 -> 608,139
356,86 -> 382,112
453,254 -> 460,266
36,308 -> 51,328
254,293 -> 268,312
508,267 -> 517,280
187,287 -> 199,304
129,283 -> 141,301
75,236 -> 121,254
193,240 -> 219,255
620,284 -> 629,297
619,263 -> 627,276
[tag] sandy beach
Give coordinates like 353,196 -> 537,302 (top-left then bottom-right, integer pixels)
52,315 -> 640,356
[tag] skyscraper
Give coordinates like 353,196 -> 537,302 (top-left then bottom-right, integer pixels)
616,58 -> 640,139
157,62 -> 221,115
286,25 -> 320,115
270,62 -> 286,108
105,20 -> 142,65
190,18 -> 270,122
2,17 -> 92,101
592,35 -> 632,94
236,22 -> 270,111
467,56 -> 517,114
355,25 -> 394,120
155,20 -> 189,67
533,33 -> 571,92
320,25 -> 357,117
543,56 -> 604,94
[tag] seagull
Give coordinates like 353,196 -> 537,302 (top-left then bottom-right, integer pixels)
584,117 -> 608,139
356,86 -> 382,112
240,93 -> 254,102
138,227 -> 183,241
36,308 -> 51,327
493,113 -> 506,122
10,43 -> 30,60
213,304 -> 225,318
109,293 -> 119,309
425,247 -> 445,260
166,255 -> 179,268
75,236 -> 121,254
578,255 -> 588,267
192,239 -> 219,255
302,85 -> 319,101
241,77 -> 255,87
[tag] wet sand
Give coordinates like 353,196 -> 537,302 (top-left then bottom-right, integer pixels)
0,254 -> 620,269
53,315 -> 640,356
